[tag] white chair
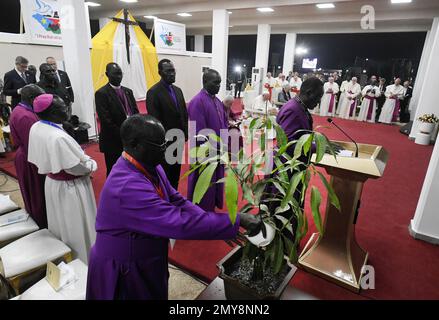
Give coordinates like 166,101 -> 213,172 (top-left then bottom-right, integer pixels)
0,209 -> 39,247
0,194 -> 19,216
14,259 -> 87,300
0,229 -> 72,294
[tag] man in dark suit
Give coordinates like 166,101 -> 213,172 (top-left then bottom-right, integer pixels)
37,63 -> 71,108
146,59 -> 188,189
46,57 -> 74,104
234,70 -> 245,99
400,80 -> 413,123
95,63 -> 139,176
375,77 -> 386,122
3,56 -> 36,109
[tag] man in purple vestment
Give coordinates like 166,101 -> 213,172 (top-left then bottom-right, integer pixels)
9,84 -> 47,228
269,78 -> 324,238
187,69 -> 228,211
86,114 -> 261,300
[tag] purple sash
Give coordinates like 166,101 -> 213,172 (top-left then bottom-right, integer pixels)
328,94 -> 336,113
48,170 -> 77,181
365,96 -> 375,121
348,91 -> 356,117
390,97 -> 400,122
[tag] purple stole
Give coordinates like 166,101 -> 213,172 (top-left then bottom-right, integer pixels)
348,90 -> 356,117
390,97 -> 400,122
115,87 -> 132,116
328,93 -> 336,113
364,96 -> 375,121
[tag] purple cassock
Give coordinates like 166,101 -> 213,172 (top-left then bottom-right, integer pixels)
277,98 -> 313,151
187,89 -> 228,211
9,102 -> 47,228
86,157 -> 239,300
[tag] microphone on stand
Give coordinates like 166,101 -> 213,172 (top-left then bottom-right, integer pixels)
327,118 -> 359,157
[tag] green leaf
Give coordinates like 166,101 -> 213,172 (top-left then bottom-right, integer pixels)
272,181 -> 286,196
317,171 -> 341,211
192,162 -> 218,204
208,133 -> 221,143
280,171 -> 304,208
180,163 -> 202,180
314,132 -> 327,163
225,168 -> 239,224
293,134 -> 310,159
239,203 -> 254,214
303,133 -> 314,156
274,125 -> 288,149
310,186 -> 323,234
260,131 -> 266,153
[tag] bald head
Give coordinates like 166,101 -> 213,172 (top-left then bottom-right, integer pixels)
203,69 -> 221,95
106,63 -> 123,86
20,84 -> 45,106
121,114 -> 167,166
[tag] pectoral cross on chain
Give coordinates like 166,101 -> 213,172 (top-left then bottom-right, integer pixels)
112,9 -> 138,64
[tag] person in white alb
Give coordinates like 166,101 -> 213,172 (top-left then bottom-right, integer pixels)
378,78 -> 405,124
251,90 -> 277,116
264,72 -> 276,101
289,72 -> 302,97
275,73 -> 289,88
336,77 -> 350,115
357,78 -> 381,122
28,94 -> 97,263
338,77 -> 361,120
319,77 -> 339,117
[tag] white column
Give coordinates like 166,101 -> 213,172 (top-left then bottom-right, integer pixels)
59,0 -> 97,137
410,17 -> 439,138
410,139 -> 439,244
99,17 -> 111,30
194,35 -> 204,52
409,17 -> 439,244
282,33 -> 297,75
255,24 -> 271,76
211,9 -> 229,100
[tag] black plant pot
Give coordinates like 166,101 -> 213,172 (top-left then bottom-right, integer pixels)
217,246 -> 297,300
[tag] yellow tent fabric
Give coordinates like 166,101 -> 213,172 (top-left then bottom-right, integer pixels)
90,10 -> 160,92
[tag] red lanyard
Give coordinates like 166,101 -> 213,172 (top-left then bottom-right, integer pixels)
122,151 -> 165,200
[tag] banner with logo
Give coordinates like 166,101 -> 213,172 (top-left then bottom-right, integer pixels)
154,18 -> 186,53
21,0 -> 62,45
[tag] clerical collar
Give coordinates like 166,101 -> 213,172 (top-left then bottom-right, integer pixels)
203,89 -> 216,98
109,83 -> 121,90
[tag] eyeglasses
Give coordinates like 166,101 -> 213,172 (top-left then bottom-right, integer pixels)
144,139 -> 169,151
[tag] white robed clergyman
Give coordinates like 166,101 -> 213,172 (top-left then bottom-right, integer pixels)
338,77 -> 361,120
378,78 -> 405,124
336,79 -> 349,115
28,94 -> 97,263
319,77 -> 339,117
289,73 -> 302,97
357,84 -> 381,122
251,90 -> 277,116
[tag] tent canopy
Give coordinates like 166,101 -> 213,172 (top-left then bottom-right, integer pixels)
91,10 -> 160,101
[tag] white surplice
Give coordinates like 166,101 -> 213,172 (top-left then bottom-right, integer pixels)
251,95 -> 276,115
378,84 -> 405,124
357,85 -> 381,122
28,121 -> 97,263
338,82 -> 361,119
320,82 -> 339,117
337,80 -> 349,115
289,77 -> 302,90
264,77 -> 277,88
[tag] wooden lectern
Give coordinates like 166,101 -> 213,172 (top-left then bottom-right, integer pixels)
298,140 -> 388,292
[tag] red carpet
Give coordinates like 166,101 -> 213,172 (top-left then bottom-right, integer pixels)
1,99 -> 438,299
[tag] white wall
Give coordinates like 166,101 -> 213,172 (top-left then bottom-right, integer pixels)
158,53 -> 212,102
0,42 -> 64,79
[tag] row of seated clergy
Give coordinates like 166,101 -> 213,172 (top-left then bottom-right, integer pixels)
0,201 -> 77,298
